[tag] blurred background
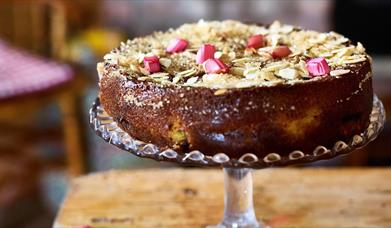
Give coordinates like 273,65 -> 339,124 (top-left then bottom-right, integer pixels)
0,0 -> 390,227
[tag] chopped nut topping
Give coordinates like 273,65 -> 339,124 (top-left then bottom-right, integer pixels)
99,20 -> 370,88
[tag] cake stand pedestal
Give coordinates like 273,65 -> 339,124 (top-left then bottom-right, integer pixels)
89,95 -> 385,228
216,168 -> 260,227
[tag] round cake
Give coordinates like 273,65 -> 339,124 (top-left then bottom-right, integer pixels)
97,20 -> 373,160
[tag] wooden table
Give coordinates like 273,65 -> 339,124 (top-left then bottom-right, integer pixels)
54,168 -> 391,228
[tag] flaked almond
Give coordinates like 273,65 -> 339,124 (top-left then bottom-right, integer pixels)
330,69 -> 350,76
137,76 -> 150,81
343,57 -> 366,64
268,34 -> 281,47
356,42 -> 366,53
333,37 -> 349,45
269,20 -> 282,32
103,53 -> 117,60
137,53 -> 145,63
214,51 -> 223,59
264,61 -> 289,72
151,49 -> 165,56
228,51 -> 236,60
129,64 -> 139,72
149,72 -> 169,78
97,62 -> 104,80
276,68 -> 298,79
202,73 -> 219,82
257,51 -> 273,61
296,60 -> 309,76
319,52 -> 334,58
244,68 -> 260,79
335,46 -> 355,58
139,67 -> 151,75
244,48 -> 257,56
214,89 -> 228,96
230,67 -> 245,76
185,76 -> 199,85
178,68 -> 197,77
232,57 -> 253,63
172,75 -> 182,84
159,58 -> 172,68
279,25 -> 294,34
260,70 -> 277,81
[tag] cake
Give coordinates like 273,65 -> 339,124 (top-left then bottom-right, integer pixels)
97,20 -> 373,161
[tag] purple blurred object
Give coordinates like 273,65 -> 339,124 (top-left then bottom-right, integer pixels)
0,40 -> 73,100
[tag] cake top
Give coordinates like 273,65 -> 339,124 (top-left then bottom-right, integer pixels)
98,20 -> 370,89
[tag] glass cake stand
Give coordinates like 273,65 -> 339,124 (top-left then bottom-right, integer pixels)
89,95 -> 385,228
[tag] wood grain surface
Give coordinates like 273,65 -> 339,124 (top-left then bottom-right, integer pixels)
54,168 -> 391,228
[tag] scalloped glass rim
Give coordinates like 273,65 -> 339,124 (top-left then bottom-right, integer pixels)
89,95 -> 385,168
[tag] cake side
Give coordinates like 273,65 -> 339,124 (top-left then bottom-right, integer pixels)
99,60 -> 372,158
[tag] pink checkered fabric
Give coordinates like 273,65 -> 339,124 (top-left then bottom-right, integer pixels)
0,40 -> 73,100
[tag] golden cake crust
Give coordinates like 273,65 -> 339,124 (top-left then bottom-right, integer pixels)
98,20 -> 373,159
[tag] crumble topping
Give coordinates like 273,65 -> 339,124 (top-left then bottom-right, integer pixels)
99,20 -> 369,89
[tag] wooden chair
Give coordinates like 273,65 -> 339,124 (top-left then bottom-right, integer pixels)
0,0 -> 87,176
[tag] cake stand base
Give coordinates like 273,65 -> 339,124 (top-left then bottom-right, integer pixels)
209,168 -> 265,228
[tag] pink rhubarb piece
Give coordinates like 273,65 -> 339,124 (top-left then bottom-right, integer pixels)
270,46 -> 291,58
306,57 -> 330,76
246,34 -> 265,49
203,58 -> 229,74
143,55 -> 160,73
196,44 -> 215,64
166,38 -> 188,53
